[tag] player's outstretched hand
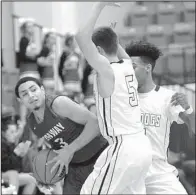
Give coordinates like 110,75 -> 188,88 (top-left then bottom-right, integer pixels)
46,145 -> 74,175
171,92 -> 190,110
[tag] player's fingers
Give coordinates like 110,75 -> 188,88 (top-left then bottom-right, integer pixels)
171,93 -> 180,101
57,163 -> 64,176
171,99 -> 176,105
171,100 -> 178,106
46,157 -> 57,165
51,160 -> 60,173
65,164 -> 69,174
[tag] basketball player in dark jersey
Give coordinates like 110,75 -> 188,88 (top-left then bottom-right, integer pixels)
14,77 -> 107,194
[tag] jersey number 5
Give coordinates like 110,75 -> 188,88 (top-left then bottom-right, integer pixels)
125,75 -> 138,107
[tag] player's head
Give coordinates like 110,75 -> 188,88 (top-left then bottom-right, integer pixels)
92,26 -> 118,57
126,41 -> 162,88
1,115 -> 18,144
15,77 -> 45,111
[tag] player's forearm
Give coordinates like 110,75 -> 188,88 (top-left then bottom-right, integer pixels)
76,2 -> 104,39
117,44 -> 130,60
68,115 -> 101,154
179,111 -> 195,135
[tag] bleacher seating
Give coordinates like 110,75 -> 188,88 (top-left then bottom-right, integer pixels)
156,3 -> 180,24
167,44 -> 185,75
183,2 -> 195,22
185,47 -> 195,83
173,22 -> 195,45
146,24 -> 172,46
128,5 -> 154,26
153,47 -> 168,76
185,47 -> 195,74
119,26 -> 145,47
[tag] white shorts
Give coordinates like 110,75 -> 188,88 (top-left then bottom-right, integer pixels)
81,132 -> 152,194
146,159 -> 187,194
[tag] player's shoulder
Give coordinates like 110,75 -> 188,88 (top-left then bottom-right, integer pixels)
111,59 -> 133,74
119,58 -> 133,66
51,95 -> 74,110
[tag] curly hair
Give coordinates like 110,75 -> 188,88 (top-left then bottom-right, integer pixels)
125,41 -> 162,70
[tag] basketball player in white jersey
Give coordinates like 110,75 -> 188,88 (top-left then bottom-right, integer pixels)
125,40 -> 195,194
73,2 -> 152,194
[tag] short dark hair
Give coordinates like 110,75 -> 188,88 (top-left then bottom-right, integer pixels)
15,77 -> 42,98
125,41 -> 162,70
92,26 -> 118,55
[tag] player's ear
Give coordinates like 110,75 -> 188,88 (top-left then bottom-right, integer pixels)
97,46 -> 104,55
146,64 -> 152,72
40,86 -> 45,94
17,97 -> 21,103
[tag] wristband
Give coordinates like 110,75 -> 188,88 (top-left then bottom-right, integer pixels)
185,106 -> 193,115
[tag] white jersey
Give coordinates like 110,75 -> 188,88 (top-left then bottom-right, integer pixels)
139,86 -> 185,161
94,59 -> 144,138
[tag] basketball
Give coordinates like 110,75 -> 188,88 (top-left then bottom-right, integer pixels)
32,149 -> 66,185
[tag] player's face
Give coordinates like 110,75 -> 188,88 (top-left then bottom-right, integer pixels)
18,81 -> 45,111
4,124 -> 18,144
131,57 -> 148,88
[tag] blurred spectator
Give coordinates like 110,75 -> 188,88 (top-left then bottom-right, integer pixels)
58,33 -> 83,102
81,60 -> 96,114
1,114 -> 36,195
37,28 -> 57,94
18,18 -> 40,79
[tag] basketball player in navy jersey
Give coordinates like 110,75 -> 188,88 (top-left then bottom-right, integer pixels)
50,2 -> 152,194
125,40 -> 195,194
14,76 -> 107,194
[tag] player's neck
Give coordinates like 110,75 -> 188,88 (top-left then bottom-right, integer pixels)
138,78 -> 156,93
106,55 -> 119,63
33,104 -> 45,123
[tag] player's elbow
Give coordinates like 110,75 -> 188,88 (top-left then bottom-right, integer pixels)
87,113 -> 101,135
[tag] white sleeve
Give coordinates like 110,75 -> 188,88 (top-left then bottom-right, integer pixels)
167,103 -> 185,124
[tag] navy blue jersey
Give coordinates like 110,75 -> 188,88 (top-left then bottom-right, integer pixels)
26,95 -> 107,164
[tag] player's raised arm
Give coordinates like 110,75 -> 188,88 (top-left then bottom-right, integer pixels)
75,2 -> 120,76
117,44 -> 131,60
